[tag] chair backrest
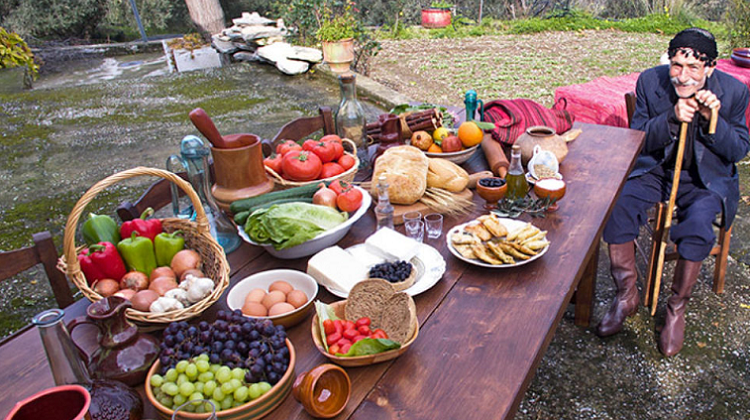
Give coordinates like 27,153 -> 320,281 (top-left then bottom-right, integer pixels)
625,91 -> 637,127
0,231 -> 74,309
266,106 -> 335,155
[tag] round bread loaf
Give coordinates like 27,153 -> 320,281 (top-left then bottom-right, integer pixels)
345,278 -> 417,345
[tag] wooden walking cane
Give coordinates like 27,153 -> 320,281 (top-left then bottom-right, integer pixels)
649,107 -> 718,315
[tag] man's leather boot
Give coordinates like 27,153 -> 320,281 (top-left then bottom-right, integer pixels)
596,241 -> 640,337
659,258 -> 701,356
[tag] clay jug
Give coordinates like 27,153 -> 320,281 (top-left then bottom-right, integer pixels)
68,296 -> 159,387
514,126 -> 568,166
210,133 -> 274,212
375,113 -> 402,159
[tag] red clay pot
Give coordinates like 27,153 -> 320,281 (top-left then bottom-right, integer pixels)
421,8 -> 452,29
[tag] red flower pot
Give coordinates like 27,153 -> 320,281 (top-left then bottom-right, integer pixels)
421,8 -> 452,29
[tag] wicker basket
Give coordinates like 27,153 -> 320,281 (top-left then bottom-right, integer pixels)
265,138 -> 359,189
58,167 -> 230,329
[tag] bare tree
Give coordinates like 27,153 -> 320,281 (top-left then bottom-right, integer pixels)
184,0 -> 226,35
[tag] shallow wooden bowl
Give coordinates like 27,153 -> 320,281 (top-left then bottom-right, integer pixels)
311,300 -> 419,368
424,144 -> 479,164
145,339 -> 296,420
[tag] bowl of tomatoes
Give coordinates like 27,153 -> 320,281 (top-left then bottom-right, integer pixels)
264,135 -> 359,189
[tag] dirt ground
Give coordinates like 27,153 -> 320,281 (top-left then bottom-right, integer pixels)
367,32 -> 750,419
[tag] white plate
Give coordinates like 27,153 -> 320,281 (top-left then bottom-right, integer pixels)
237,186 -> 372,259
446,217 -> 550,268
324,243 -> 446,298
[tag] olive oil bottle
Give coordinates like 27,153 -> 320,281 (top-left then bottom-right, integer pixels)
506,144 -> 529,200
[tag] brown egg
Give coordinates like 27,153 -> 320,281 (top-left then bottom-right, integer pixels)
242,301 -> 268,317
268,280 -> 294,295
244,288 -> 267,304
261,290 -> 287,310
268,302 -> 296,316
286,289 -> 309,309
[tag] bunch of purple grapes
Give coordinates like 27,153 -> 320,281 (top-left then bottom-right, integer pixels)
158,309 -> 290,385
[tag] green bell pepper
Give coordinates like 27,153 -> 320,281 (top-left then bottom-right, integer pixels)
117,232 -> 157,275
154,230 -> 185,267
81,212 -> 121,246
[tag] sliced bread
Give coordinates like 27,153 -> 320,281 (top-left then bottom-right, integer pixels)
344,278 -> 417,344
344,279 -> 394,327
378,292 -> 417,344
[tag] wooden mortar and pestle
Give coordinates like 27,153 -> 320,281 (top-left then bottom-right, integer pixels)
189,108 -> 274,213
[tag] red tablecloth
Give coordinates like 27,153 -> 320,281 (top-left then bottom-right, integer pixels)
554,59 -> 750,130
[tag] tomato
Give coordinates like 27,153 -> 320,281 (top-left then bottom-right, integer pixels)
336,187 -> 363,213
323,319 -> 335,335
372,328 -> 388,339
333,319 -> 344,334
357,325 -> 371,336
340,343 -> 352,354
326,332 -> 342,347
320,162 -> 345,179
276,139 -> 301,156
329,141 -> 344,160
343,328 -> 358,340
337,154 -> 355,171
336,338 -> 352,347
355,317 -> 371,327
343,320 -> 356,331
320,134 -> 342,144
328,344 -> 340,355
352,335 -> 366,343
303,139 -> 337,163
281,150 -> 322,181
329,180 -> 351,195
263,153 -> 283,175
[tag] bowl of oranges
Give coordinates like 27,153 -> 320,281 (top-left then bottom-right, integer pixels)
412,122 -> 484,164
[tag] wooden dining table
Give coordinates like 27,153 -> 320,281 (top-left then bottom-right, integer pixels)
0,122 -> 644,420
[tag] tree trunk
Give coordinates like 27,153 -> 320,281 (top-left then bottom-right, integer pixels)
184,0 -> 226,35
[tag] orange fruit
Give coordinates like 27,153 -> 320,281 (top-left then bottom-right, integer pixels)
457,121 -> 483,147
427,143 -> 442,153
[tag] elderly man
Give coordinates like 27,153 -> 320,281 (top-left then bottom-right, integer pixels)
598,28 -> 750,356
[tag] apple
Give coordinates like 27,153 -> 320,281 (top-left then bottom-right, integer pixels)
441,135 -> 462,153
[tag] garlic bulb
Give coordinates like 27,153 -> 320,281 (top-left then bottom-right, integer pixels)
149,297 -> 184,313
165,288 -> 190,307
186,277 -> 215,303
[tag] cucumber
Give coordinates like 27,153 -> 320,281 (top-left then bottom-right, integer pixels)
229,183 -> 321,214
233,197 -> 316,226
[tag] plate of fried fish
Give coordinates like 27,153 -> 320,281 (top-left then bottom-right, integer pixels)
447,213 -> 550,268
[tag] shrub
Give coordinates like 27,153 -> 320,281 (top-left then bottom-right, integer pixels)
725,0 -> 750,50
3,0 -> 107,39
0,27 -> 39,87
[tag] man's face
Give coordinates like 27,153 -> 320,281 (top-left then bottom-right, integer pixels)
669,48 -> 714,98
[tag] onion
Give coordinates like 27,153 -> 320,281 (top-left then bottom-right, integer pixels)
131,290 -> 159,312
120,271 -> 149,292
313,184 -> 338,209
170,249 -> 202,278
149,277 -> 178,296
113,289 -> 137,301
150,266 -> 176,282
93,279 -> 119,297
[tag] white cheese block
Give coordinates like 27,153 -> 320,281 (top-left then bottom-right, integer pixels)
347,246 -> 385,268
364,227 -> 420,262
307,246 -> 369,293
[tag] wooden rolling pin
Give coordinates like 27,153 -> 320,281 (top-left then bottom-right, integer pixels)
480,134 -> 509,178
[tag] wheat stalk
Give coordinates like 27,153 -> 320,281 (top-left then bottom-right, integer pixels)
419,187 -> 473,216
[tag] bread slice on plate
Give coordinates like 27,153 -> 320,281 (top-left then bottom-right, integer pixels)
345,279 -> 395,326
379,293 -> 417,344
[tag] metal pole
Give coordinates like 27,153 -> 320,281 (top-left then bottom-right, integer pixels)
128,0 -> 148,42
478,0 -> 484,25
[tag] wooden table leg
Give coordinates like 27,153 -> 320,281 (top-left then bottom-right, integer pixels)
574,240 -> 599,326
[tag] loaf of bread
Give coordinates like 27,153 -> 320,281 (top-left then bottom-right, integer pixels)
426,158 -> 469,192
371,145 -> 429,205
345,278 -> 417,344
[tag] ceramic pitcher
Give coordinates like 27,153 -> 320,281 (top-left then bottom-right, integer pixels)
210,134 -> 274,213
68,296 -> 159,387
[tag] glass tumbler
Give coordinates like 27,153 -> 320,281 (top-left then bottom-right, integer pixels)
405,220 -> 424,243
424,213 -> 444,239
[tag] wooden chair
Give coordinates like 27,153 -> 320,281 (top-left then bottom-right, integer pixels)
624,92 -> 731,303
117,107 -> 336,221
0,231 -> 74,309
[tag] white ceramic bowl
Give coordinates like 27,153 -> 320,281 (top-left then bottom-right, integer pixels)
226,269 -> 319,328
237,186 -> 372,259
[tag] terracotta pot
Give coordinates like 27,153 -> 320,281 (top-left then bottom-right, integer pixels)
5,385 -> 91,420
292,364 -> 350,418
210,134 -> 275,212
321,38 -> 355,75
514,125 -> 568,165
421,8 -> 452,29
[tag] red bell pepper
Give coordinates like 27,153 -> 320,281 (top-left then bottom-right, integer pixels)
119,208 -> 162,242
77,242 -> 127,285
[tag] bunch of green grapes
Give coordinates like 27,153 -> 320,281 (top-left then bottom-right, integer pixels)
150,354 -> 272,413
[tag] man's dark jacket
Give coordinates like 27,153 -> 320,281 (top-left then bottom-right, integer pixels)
630,65 -> 750,227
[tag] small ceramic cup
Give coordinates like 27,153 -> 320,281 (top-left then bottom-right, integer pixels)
5,385 -> 91,420
292,364 -> 351,418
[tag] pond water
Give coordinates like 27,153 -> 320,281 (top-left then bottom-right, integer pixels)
0,53 -> 386,339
